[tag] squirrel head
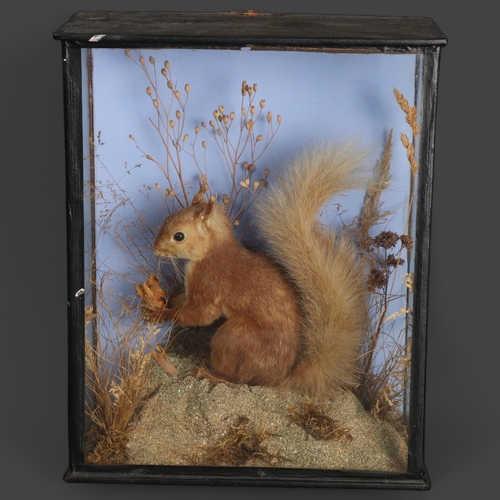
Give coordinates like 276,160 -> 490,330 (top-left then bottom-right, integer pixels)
153,194 -> 233,262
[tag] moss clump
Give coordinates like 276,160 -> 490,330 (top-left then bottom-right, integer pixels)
289,400 -> 352,442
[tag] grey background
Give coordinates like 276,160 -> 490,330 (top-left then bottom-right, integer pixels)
1,1 -> 496,499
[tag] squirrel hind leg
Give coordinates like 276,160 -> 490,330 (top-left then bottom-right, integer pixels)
210,317 -> 297,387
189,366 -> 235,384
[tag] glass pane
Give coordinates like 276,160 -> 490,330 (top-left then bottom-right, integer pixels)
82,47 -> 422,472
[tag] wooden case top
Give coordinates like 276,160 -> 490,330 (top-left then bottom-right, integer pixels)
54,11 -> 447,48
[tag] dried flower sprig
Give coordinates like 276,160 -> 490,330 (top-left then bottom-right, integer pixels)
126,52 -> 193,207
126,50 -> 280,234
364,231 -> 412,293
199,80 -> 282,225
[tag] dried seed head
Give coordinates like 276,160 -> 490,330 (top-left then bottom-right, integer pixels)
259,99 -> 266,108
223,115 -> 229,124
407,107 -> 417,123
219,105 -> 225,114
253,180 -> 260,191
230,111 -> 235,120
213,110 -> 220,119
256,134 -> 262,142
202,141 -> 207,148
260,179 -> 267,187
167,80 -> 173,90
170,190 -> 175,197
139,56 -> 145,65
253,83 -> 258,92
201,122 -> 206,128
366,268 -> 388,292
184,83 -> 191,93
410,157 -> 418,174
267,111 -> 272,122
153,99 -> 159,108
250,105 -> 256,115
411,121 -> 419,137
241,108 -> 247,117
183,134 -> 189,142
217,129 -> 222,136
146,155 -> 154,160
277,115 -> 282,124
402,272 -> 414,291
245,119 -> 254,131
124,49 -> 131,58
373,231 -> 400,249
400,133 -> 410,149
209,194 -> 216,204
169,119 -> 175,129
201,174 -> 207,183
149,56 -> 155,65
406,108 -> 419,136
400,235 -> 413,251
394,88 -> 410,112
264,168 -> 270,177
247,86 -> 253,95
209,120 -> 215,128
161,68 -> 167,77
175,90 -> 181,100
222,194 -> 230,206
248,163 -> 255,173
155,183 -> 161,191
164,60 -> 170,69
176,110 -> 182,119
195,125 -> 200,134
233,220 -> 240,226
129,134 -> 135,140
241,81 -> 247,95
243,162 -> 249,170
406,143 -> 414,161
146,87 -> 153,96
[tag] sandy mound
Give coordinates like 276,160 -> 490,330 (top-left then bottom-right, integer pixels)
126,343 -> 408,472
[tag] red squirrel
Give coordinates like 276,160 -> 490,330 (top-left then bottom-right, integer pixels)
137,140 -> 370,397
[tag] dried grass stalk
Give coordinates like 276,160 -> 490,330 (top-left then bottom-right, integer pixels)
354,88 -> 420,427
84,303 -> 166,464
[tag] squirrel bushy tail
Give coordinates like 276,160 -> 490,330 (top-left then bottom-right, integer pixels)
255,140 -> 371,397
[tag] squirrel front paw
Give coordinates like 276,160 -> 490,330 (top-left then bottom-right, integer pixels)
135,275 -> 169,321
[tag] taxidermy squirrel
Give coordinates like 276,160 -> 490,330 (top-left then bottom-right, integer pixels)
137,140 -> 371,398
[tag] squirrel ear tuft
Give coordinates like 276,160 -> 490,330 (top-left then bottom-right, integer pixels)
192,180 -> 210,206
191,190 -> 205,206
200,195 -> 216,220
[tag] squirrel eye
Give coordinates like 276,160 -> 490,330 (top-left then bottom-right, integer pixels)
173,232 -> 185,242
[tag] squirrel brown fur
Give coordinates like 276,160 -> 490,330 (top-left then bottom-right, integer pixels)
138,140 -> 371,398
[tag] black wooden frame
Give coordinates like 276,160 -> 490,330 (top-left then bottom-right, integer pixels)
54,10 -> 447,489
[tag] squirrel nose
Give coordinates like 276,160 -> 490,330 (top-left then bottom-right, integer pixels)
152,238 -> 162,255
